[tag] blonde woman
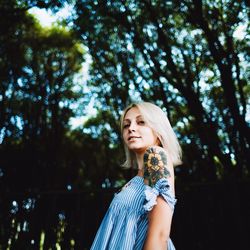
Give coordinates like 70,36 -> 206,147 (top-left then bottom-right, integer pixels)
91,102 -> 182,250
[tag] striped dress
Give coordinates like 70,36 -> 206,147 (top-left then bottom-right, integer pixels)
90,176 -> 176,250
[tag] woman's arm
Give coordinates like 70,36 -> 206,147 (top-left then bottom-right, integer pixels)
143,196 -> 173,249
143,146 -> 174,250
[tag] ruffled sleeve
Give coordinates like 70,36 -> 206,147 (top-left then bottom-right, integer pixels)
143,178 -> 176,212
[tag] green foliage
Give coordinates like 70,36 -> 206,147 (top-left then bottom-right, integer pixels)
0,1 -> 86,193
1,0 -> 250,249
1,0 -> 249,191
73,0 -> 250,180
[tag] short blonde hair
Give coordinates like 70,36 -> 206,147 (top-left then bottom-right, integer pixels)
120,102 -> 182,168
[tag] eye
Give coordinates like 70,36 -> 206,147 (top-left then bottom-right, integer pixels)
123,123 -> 130,128
137,120 -> 145,125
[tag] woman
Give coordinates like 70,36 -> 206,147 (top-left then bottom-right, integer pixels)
90,102 -> 182,250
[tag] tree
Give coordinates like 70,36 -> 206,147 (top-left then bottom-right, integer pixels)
0,1 -> 85,192
73,0 -> 250,181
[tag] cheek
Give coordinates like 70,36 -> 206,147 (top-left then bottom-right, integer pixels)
122,130 -> 127,141
151,134 -> 158,144
144,128 -> 158,142
150,132 -> 158,144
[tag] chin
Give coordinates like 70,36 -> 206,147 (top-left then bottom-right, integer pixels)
129,146 -> 147,154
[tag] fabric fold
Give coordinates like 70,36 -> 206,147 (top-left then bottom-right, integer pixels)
143,178 -> 177,211
90,176 -> 177,250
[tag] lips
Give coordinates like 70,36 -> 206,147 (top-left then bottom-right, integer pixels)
128,136 -> 141,141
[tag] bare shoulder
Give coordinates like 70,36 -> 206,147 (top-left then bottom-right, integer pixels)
143,146 -> 171,187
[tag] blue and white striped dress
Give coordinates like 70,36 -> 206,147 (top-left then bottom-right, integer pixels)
90,176 -> 176,250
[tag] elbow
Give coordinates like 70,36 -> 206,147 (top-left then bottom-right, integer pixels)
155,229 -> 170,248
144,229 -> 170,249
159,229 -> 170,244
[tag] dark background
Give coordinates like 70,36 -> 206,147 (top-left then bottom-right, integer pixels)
0,0 -> 249,249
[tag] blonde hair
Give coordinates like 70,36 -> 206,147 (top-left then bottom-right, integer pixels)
120,102 -> 182,168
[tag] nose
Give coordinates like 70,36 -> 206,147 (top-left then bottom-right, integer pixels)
128,121 -> 137,132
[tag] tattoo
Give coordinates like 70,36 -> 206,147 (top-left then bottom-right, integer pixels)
143,146 -> 170,187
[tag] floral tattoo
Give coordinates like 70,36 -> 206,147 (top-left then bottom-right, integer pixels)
143,146 -> 170,187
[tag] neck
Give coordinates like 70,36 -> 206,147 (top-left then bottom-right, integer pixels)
136,153 -> 144,176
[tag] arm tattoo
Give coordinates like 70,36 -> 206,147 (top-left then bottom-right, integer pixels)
143,146 -> 170,187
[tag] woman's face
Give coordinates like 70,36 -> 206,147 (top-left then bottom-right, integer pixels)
122,107 -> 159,154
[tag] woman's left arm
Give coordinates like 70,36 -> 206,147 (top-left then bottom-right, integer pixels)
143,146 -> 174,250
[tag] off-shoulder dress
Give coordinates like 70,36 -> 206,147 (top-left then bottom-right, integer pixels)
90,175 -> 176,250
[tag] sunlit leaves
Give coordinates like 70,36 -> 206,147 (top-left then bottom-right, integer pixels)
73,0 -> 249,181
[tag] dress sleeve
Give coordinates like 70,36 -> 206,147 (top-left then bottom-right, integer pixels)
143,146 -> 177,212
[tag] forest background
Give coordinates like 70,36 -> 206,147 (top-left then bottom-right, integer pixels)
0,0 -> 249,249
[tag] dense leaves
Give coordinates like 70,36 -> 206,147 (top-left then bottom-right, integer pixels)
73,0 -> 250,180
0,1 -> 85,192
0,0 -> 249,194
